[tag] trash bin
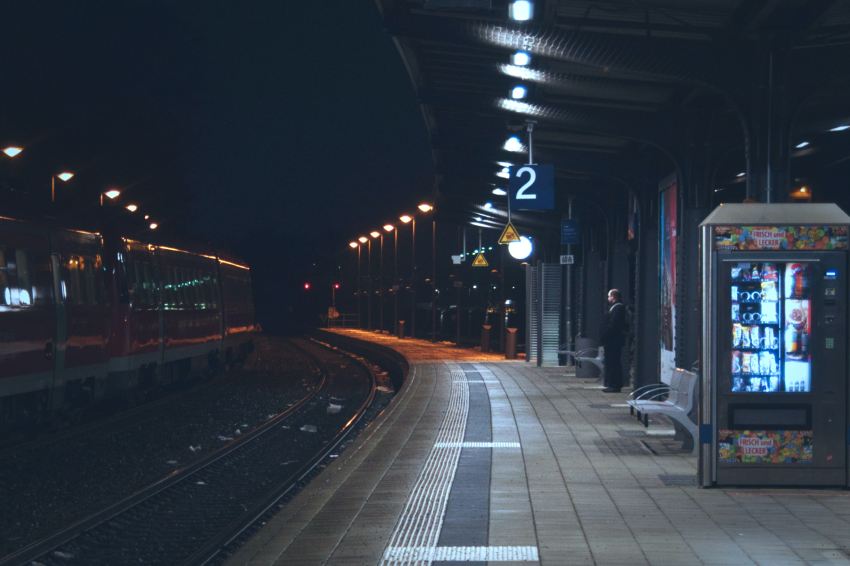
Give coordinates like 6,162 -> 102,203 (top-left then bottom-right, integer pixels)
575,336 -> 600,378
397,320 -> 405,339
505,327 -> 518,359
480,324 -> 492,352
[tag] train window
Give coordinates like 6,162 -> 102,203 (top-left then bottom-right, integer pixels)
0,247 -> 52,309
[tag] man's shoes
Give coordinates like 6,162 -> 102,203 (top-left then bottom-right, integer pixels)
602,387 -> 621,393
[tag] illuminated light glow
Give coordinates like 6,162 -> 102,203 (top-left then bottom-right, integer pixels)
497,167 -> 510,179
358,236 -> 368,243
149,222 -> 159,230
399,215 -> 413,224
2,146 -> 23,158
418,203 -> 434,213
497,98 -> 549,118
218,258 -> 250,270
508,235 -> 533,260
144,214 -> 150,220
500,64 -> 545,82
349,241 -> 358,248
304,282 -> 311,290
57,171 -> 75,182
492,187 -> 507,196
795,141 -> 810,149
509,0 -> 533,21
496,161 -> 512,167
484,202 -> 494,209
474,216 -> 483,222
829,124 -> 850,132
736,171 -> 746,178
125,204 -> 138,212
370,231 -> 381,238
503,136 -> 525,153
512,50 -> 531,66
104,189 -> 121,199
510,85 -> 527,100
470,221 -> 490,228
383,224 -> 395,232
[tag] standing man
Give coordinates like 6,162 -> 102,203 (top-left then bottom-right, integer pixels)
600,289 -> 628,393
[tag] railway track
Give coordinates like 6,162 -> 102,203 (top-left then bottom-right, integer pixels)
0,338 -> 378,566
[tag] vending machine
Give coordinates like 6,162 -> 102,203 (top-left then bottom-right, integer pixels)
700,204 -> 850,486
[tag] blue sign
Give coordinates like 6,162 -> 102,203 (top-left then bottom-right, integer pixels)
509,164 -> 554,211
560,219 -> 580,245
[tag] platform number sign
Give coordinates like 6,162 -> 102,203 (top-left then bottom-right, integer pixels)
509,164 -> 554,211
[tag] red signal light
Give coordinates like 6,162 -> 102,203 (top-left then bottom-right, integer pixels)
333,283 -> 340,289
303,282 -> 311,290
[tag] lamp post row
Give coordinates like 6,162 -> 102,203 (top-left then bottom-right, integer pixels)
347,202 -> 435,340
3,145 -> 159,230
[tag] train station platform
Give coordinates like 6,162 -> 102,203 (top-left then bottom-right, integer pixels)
227,331 -> 850,565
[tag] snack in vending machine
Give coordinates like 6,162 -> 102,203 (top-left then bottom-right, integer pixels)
741,326 -> 751,348
731,303 -> 740,322
732,351 -> 742,374
785,324 -> 799,357
749,326 -> 760,349
731,285 -> 738,301
733,323 -> 743,348
769,375 -> 780,392
759,351 -> 772,376
751,265 -> 760,281
762,264 -> 778,281
750,353 -> 760,374
742,353 -> 751,374
761,280 -> 778,301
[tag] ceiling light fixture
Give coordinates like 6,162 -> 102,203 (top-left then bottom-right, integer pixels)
829,124 -> 850,132
492,187 -> 507,196
736,171 -> 746,178
508,1 -> 533,22
795,141 -> 810,149
510,85 -> 527,99
511,51 -> 531,66
497,167 -> 510,179
503,136 -> 524,153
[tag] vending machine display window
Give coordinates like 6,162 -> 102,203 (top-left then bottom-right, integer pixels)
729,262 -> 812,393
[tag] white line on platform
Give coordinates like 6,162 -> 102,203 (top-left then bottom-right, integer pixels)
609,403 -> 630,407
383,545 -> 539,562
434,441 -> 520,449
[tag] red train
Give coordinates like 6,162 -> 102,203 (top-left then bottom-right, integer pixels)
0,214 -> 256,426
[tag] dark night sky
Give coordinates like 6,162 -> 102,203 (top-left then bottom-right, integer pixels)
1,2 -> 434,328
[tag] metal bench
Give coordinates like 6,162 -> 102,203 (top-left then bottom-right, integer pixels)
626,368 -> 698,453
558,346 -> 605,373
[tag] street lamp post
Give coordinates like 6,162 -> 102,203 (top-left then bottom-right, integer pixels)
418,203 -> 436,342
350,241 -> 361,327
357,236 -> 372,328
400,214 -> 415,337
357,236 -> 368,328
370,231 -> 381,332
384,224 -> 397,335
51,171 -> 75,203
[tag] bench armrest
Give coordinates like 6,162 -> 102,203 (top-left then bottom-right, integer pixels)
632,386 -> 671,401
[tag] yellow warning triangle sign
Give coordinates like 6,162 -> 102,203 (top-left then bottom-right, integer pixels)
498,221 -> 521,245
472,253 -> 489,267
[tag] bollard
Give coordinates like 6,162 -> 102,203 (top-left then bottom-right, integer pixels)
504,327 -> 518,359
480,324 -> 492,353
397,320 -> 405,339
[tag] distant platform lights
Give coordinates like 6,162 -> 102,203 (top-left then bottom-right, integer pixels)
795,141 -> 810,149
492,187 -> 507,196
508,1 -> 533,22
510,85 -> 528,100
497,167 -> 510,179
829,124 -> 850,132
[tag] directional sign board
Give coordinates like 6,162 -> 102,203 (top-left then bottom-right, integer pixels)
472,253 -> 489,267
560,219 -> 580,245
498,222 -> 521,245
509,164 -> 555,211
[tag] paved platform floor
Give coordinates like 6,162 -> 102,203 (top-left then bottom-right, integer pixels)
227,331 -> 850,565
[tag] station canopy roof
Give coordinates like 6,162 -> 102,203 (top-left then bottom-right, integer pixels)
375,0 -> 850,229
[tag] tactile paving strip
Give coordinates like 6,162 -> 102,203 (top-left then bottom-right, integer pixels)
380,370 -> 469,565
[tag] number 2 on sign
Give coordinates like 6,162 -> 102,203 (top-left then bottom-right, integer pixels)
515,166 -> 537,200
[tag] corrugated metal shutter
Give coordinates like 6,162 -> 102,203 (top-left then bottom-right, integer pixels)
526,263 -> 562,367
